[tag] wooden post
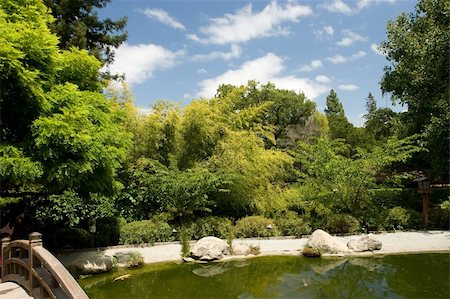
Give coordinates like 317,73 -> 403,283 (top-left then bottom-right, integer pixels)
1,236 -> 11,280
29,232 -> 42,294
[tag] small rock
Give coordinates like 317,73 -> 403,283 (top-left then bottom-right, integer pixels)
347,235 -> 382,252
183,257 -> 195,263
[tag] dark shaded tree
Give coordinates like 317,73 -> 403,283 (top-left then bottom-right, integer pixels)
44,0 -> 127,64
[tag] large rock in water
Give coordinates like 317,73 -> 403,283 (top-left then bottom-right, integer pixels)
306,229 -> 348,253
190,236 -> 230,261
347,235 -> 382,252
60,251 -> 113,275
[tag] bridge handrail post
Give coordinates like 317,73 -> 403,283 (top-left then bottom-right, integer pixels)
1,236 -> 11,280
28,232 -> 42,295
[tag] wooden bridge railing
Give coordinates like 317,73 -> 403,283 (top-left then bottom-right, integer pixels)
1,232 -> 89,299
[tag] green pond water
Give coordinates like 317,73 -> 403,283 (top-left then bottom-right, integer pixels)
80,253 -> 449,299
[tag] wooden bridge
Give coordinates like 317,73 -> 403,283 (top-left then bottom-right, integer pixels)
0,232 -> 88,299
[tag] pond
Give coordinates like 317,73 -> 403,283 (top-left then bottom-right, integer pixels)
80,253 -> 449,298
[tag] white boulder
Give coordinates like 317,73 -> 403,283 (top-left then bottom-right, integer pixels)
347,235 -> 382,252
190,236 -> 230,260
232,242 -> 253,256
59,251 -> 113,275
306,229 -> 348,253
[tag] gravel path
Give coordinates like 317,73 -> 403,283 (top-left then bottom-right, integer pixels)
100,230 -> 450,264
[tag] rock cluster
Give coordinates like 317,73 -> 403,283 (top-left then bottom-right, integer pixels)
304,229 -> 383,256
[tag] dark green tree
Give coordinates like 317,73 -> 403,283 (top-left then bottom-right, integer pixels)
44,0 -> 127,64
380,0 -> 449,180
365,92 -> 377,117
324,89 -> 344,117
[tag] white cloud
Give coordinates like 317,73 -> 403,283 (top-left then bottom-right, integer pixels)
336,29 -> 367,46
141,8 -> 186,30
356,0 -> 396,10
192,45 -> 242,61
370,43 -> 385,56
197,53 -> 330,100
338,84 -> 359,91
326,50 -> 366,64
325,0 -> 353,14
197,68 -> 208,74
106,43 -> 184,85
188,1 -> 313,45
315,75 -> 331,83
299,59 -> 323,72
183,93 -> 192,99
313,25 -> 334,40
324,0 -> 396,14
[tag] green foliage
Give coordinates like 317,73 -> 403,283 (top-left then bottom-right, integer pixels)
187,217 -> 233,240
34,190 -> 115,227
43,0 -> 127,64
234,216 -> 279,238
385,207 -> 410,230
380,0 -> 450,180
120,219 -> 174,245
56,48 -> 103,91
326,214 -> 360,234
0,145 -> 42,187
429,200 -> 450,229
125,252 -> 144,268
209,131 -> 293,217
274,211 -> 311,237
33,84 -> 131,196
294,137 -> 423,226
324,89 -> 344,117
0,0 -> 59,143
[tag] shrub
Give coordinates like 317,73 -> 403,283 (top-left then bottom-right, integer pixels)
234,216 -> 279,238
302,246 -> 321,257
126,252 -> 144,268
187,216 -> 233,240
274,211 -> 311,237
385,207 -> 410,230
429,200 -> 450,229
120,219 -> 174,244
326,214 -> 360,234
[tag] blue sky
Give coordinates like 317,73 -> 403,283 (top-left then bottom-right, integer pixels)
101,0 -> 416,126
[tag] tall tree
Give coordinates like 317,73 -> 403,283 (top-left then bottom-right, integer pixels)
324,89 -> 344,117
365,92 -> 377,118
380,0 -> 449,180
44,0 -> 127,64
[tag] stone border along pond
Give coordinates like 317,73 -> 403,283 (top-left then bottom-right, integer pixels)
57,230 -> 450,276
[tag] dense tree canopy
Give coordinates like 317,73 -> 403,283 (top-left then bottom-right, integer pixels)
0,0 -> 131,215
380,0 -> 450,180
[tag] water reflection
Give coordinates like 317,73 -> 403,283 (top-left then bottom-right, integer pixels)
80,254 -> 449,299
